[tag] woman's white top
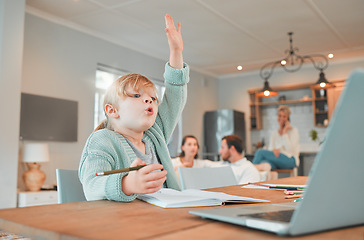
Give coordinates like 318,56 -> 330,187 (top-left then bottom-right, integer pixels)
268,126 -> 300,166
171,157 -> 222,169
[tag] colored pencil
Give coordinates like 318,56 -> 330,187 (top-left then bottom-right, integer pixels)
285,194 -> 303,199
247,182 -> 271,187
270,185 -> 305,190
248,182 -> 305,190
285,192 -> 304,195
284,190 -> 305,195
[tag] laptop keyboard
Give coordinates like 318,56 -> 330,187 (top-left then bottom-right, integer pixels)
237,210 -> 294,223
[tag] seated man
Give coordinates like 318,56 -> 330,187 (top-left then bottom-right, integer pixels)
219,135 -> 260,184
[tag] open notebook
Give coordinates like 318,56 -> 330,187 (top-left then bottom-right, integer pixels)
137,188 -> 269,208
190,68 -> 364,236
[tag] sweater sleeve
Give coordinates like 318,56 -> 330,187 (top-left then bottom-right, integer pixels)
154,62 -> 189,143
79,130 -> 137,202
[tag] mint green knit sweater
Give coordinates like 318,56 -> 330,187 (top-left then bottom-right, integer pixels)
79,62 -> 189,202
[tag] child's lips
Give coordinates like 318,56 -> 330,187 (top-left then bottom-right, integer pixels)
145,107 -> 154,115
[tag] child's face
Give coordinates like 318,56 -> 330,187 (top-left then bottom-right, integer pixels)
114,85 -> 158,133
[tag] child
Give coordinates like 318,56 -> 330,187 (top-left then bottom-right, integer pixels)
79,14 -> 189,202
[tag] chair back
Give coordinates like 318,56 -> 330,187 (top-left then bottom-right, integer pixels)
178,166 -> 237,190
56,169 -> 87,203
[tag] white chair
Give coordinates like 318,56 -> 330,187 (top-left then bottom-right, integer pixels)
56,169 -> 87,203
178,166 -> 237,190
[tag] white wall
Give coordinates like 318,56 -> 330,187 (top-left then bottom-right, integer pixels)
0,0 -> 25,209
218,57 -> 364,154
17,13 -> 218,190
182,75 -> 219,153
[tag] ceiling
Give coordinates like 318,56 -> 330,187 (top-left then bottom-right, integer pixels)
25,0 -> 364,77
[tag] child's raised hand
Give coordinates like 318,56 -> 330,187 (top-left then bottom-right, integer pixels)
165,14 -> 183,52
122,158 -> 167,195
165,14 -> 183,69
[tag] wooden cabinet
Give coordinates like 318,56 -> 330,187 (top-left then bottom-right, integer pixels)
312,81 -> 345,127
327,81 -> 345,120
249,81 -> 345,129
312,88 -> 329,127
249,93 -> 262,129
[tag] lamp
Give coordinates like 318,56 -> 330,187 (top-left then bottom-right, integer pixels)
311,70 -> 334,89
256,79 -> 278,97
258,32 -> 332,97
22,143 -> 49,191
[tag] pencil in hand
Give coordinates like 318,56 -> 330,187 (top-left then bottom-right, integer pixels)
96,165 -> 146,176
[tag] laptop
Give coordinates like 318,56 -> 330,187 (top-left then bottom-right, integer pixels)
190,68 -> 364,236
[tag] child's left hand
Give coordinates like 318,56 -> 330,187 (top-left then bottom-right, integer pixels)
122,158 -> 167,195
165,14 -> 183,69
165,14 -> 183,53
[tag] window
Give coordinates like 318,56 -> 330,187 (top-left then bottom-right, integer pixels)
94,66 -> 127,129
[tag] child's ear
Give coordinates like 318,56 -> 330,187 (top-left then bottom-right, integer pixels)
105,104 -> 119,118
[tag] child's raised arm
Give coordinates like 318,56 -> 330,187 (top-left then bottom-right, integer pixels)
165,14 -> 183,69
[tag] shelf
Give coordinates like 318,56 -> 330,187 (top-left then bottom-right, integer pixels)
248,80 -> 345,130
315,111 -> 328,114
257,98 -> 312,106
314,97 -> 327,101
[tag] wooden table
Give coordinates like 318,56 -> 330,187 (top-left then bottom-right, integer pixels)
0,177 -> 362,239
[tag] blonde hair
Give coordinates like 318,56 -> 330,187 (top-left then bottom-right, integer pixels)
278,105 -> 291,117
94,73 -> 158,131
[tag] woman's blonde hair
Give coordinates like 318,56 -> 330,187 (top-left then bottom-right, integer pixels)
278,105 -> 291,117
94,73 -> 158,131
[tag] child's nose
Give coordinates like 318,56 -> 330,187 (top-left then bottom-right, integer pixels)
144,99 -> 152,104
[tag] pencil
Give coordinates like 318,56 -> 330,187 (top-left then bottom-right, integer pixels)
269,186 -> 304,190
247,182 -> 305,190
96,165 -> 146,176
284,190 -> 305,195
285,191 -> 304,195
275,185 -> 306,190
285,194 -> 303,199
247,182 -> 271,188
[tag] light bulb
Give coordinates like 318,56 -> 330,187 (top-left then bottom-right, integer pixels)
281,60 -> 287,65
237,65 -> 243,71
320,82 -> 326,88
328,53 -> 334,59
264,90 -> 270,96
